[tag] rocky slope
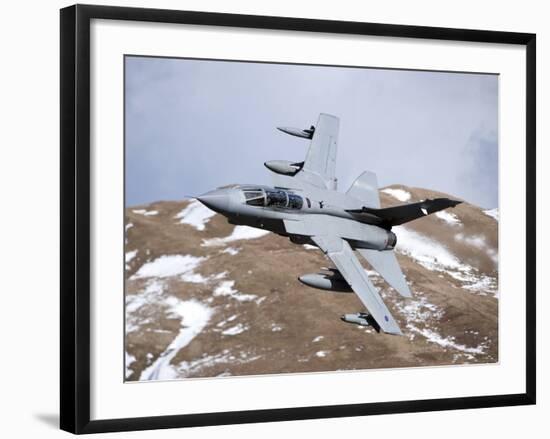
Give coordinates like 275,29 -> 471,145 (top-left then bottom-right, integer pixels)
125,185 -> 498,381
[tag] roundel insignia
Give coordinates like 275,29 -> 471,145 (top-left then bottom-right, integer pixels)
384,315 -> 389,322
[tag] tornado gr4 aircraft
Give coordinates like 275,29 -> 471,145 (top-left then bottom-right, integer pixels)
197,113 -> 461,335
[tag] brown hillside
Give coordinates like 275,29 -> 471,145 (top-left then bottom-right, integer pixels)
125,186 -> 498,381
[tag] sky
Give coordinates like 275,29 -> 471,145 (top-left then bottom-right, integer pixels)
125,56 -> 498,208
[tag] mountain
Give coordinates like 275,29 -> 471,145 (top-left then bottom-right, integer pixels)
125,185 -> 498,381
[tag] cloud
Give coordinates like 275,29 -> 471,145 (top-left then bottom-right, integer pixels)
125,57 -> 498,208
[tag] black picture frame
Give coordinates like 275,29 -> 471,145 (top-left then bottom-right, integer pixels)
60,4 -> 536,434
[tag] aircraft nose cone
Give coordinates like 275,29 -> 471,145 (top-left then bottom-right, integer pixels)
196,190 -> 230,213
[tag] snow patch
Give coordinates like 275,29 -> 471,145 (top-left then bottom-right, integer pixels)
395,226 -> 464,271
435,210 -> 461,226
125,250 -> 137,263
312,336 -> 324,343
222,323 -> 248,336
455,233 -> 485,249
125,352 -> 136,379
175,200 -> 216,231
175,352 -> 261,377
395,295 -> 444,325
126,280 -> 164,314
133,209 -> 158,216
180,272 -> 209,284
315,351 -> 329,358
125,250 -> 137,270
484,208 -> 499,221
382,188 -> 411,202
126,280 -> 163,324
221,247 -> 240,256
463,276 -> 499,297
125,280 -> 165,332
394,291 -> 489,354
365,269 -> 381,278
216,314 -> 237,327
214,280 -> 257,302
455,233 -> 498,265
202,225 -> 270,247
408,326 -> 487,354
125,223 -> 133,244
131,254 -> 206,279
139,299 -> 213,381
395,226 -> 498,296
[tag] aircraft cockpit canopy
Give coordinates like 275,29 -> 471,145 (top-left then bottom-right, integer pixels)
242,188 -> 303,209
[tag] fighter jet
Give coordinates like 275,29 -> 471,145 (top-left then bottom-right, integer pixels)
197,114 -> 461,335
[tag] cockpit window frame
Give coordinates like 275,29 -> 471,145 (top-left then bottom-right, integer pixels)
243,189 -> 266,207
288,193 -> 303,209
265,189 -> 288,208
242,188 -> 303,210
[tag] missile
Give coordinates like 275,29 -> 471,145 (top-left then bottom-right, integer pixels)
298,273 -> 352,293
340,312 -> 375,327
277,126 -> 315,139
264,160 -> 302,176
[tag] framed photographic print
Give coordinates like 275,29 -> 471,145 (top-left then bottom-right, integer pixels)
60,4 -> 536,434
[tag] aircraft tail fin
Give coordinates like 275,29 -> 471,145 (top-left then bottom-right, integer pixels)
346,171 -> 380,208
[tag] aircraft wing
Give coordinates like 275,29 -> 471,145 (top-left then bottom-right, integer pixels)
269,172 -> 316,192
299,114 -> 339,189
357,249 -> 412,298
273,114 -> 339,190
310,235 -> 402,335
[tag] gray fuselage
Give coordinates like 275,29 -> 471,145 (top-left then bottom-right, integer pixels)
197,184 -> 397,251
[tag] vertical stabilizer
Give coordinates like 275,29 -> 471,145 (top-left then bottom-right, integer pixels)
346,171 -> 380,208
